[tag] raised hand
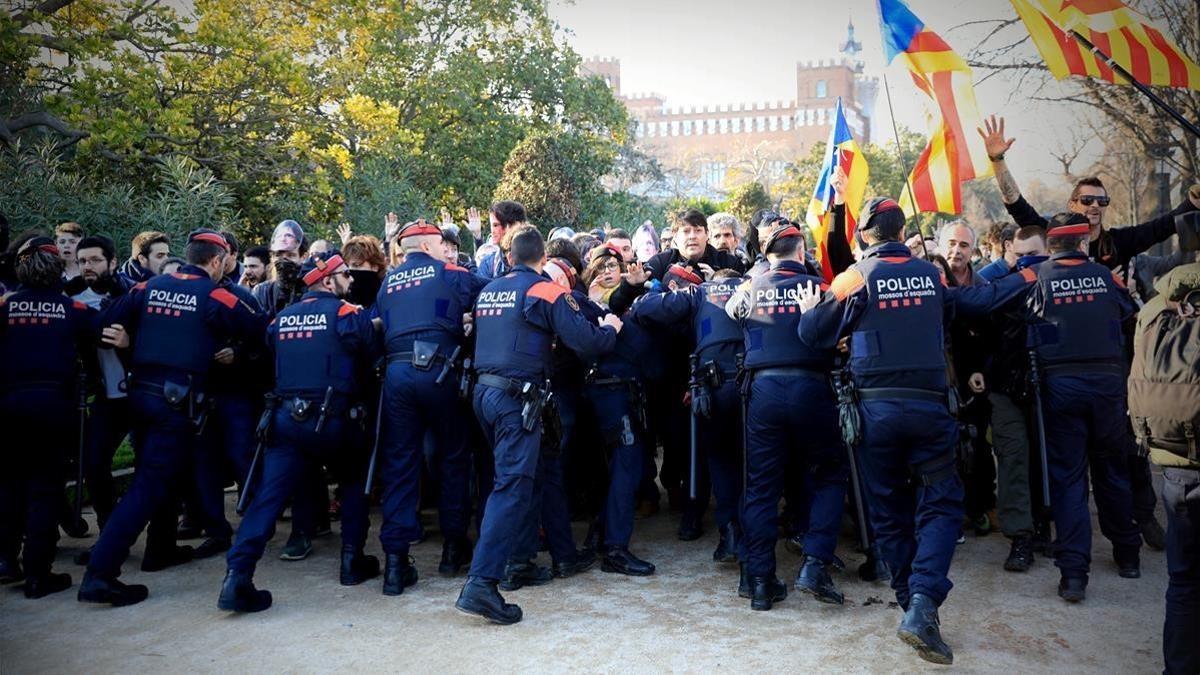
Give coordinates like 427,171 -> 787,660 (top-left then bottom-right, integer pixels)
337,222 -> 353,245
977,114 -> 1015,160
466,207 -> 483,239
832,165 -> 847,206
440,208 -> 453,228
623,263 -> 650,287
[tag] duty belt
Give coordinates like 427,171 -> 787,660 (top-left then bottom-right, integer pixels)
476,373 -> 542,399
385,351 -> 452,366
586,374 -> 639,388
750,367 -> 826,381
857,387 -> 947,404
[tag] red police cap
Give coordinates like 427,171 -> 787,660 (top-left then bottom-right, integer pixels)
397,219 -> 442,240
1046,223 -> 1089,238
188,229 -> 230,252
763,224 -> 803,254
301,252 -> 346,286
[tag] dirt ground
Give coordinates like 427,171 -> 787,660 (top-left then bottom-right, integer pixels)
0,490 -> 1168,674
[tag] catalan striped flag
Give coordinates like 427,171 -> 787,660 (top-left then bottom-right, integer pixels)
1011,0 -> 1200,90
878,0 -> 992,217
806,98 -> 868,282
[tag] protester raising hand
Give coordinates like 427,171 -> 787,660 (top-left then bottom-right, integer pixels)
466,207 -> 483,240
337,223 -> 353,246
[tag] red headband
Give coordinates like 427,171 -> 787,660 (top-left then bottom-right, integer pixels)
874,199 -> 901,213
398,222 -> 442,240
37,244 -> 61,256
302,254 -> 346,286
1047,224 -> 1089,238
190,232 -> 230,251
667,264 -> 703,286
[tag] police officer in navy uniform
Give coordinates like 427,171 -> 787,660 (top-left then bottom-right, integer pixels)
0,238 -> 97,598
724,224 -> 847,611
455,225 -> 622,625
798,198 -> 1034,664
1021,216 -> 1143,603
629,263 -> 745,564
79,229 -> 264,607
374,220 -> 487,594
218,250 -> 380,612
192,230 -> 268,560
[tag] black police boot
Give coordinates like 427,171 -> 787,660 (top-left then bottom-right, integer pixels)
24,571 -> 72,599
712,522 -> 739,563
601,546 -> 655,576
175,517 -> 203,541
140,545 -> 194,572
217,569 -> 272,613
1139,518 -> 1166,552
193,537 -> 232,560
382,553 -> 418,596
552,549 -> 596,579
455,577 -> 522,625
77,571 -> 149,607
0,555 -> 24,584
1058,576 -> 1087,603
749,575 -> 787,611
897,593 -> 954,665
1114,547 -> 1141,579
499,560 -> 553,591
340,547 -> 381,586
738,562 -> 752,599
1003,535 -> 1035,572
677,511 -> 703,541
858,549 -> 891,583
438,537 -> 473,577
795,555 -> 844,605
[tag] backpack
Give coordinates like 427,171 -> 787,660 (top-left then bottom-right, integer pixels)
1128,300 -> 1200,463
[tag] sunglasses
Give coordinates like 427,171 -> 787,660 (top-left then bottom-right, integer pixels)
1074,195 -> 1110,207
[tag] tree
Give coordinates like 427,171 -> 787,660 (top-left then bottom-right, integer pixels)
723,182 -> 772,224
493,130 -> 615,231
1,0 -> 630,241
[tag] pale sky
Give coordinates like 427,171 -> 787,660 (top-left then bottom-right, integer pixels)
549,0 -> 1119,191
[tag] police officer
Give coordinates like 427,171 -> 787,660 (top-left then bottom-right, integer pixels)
798,198 -> 1034,664
374,220 -> 487,594
630,263 -> 745,564
219,251 -> 379,612
192,231 -> 267,560
455,226 -> 622,625
1021,217 -> 1143,603
79,229 -> 264,607
0,238 -> 96,597
724,224 -> 846,611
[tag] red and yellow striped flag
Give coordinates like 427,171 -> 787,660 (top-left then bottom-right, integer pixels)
879,0 -> 992,217
1011,0 -> 1200,90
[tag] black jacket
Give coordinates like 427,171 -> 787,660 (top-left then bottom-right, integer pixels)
645,244 -> 747,282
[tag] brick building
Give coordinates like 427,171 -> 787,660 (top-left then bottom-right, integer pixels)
582,21 -> 877,192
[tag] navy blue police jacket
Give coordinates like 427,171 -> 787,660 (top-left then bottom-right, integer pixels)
375,250 -> 487,354
269,289 -> 379,399
733,260 -> 835,371
577,293 -> 662,382
209,275 -> 269,395
473,265 -> 618,382
100,264 -> 264,391
0,287 -> 96,393
799,241 -> 1035,391
1021,251 -> 1137,366
628,276 -> 744,373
